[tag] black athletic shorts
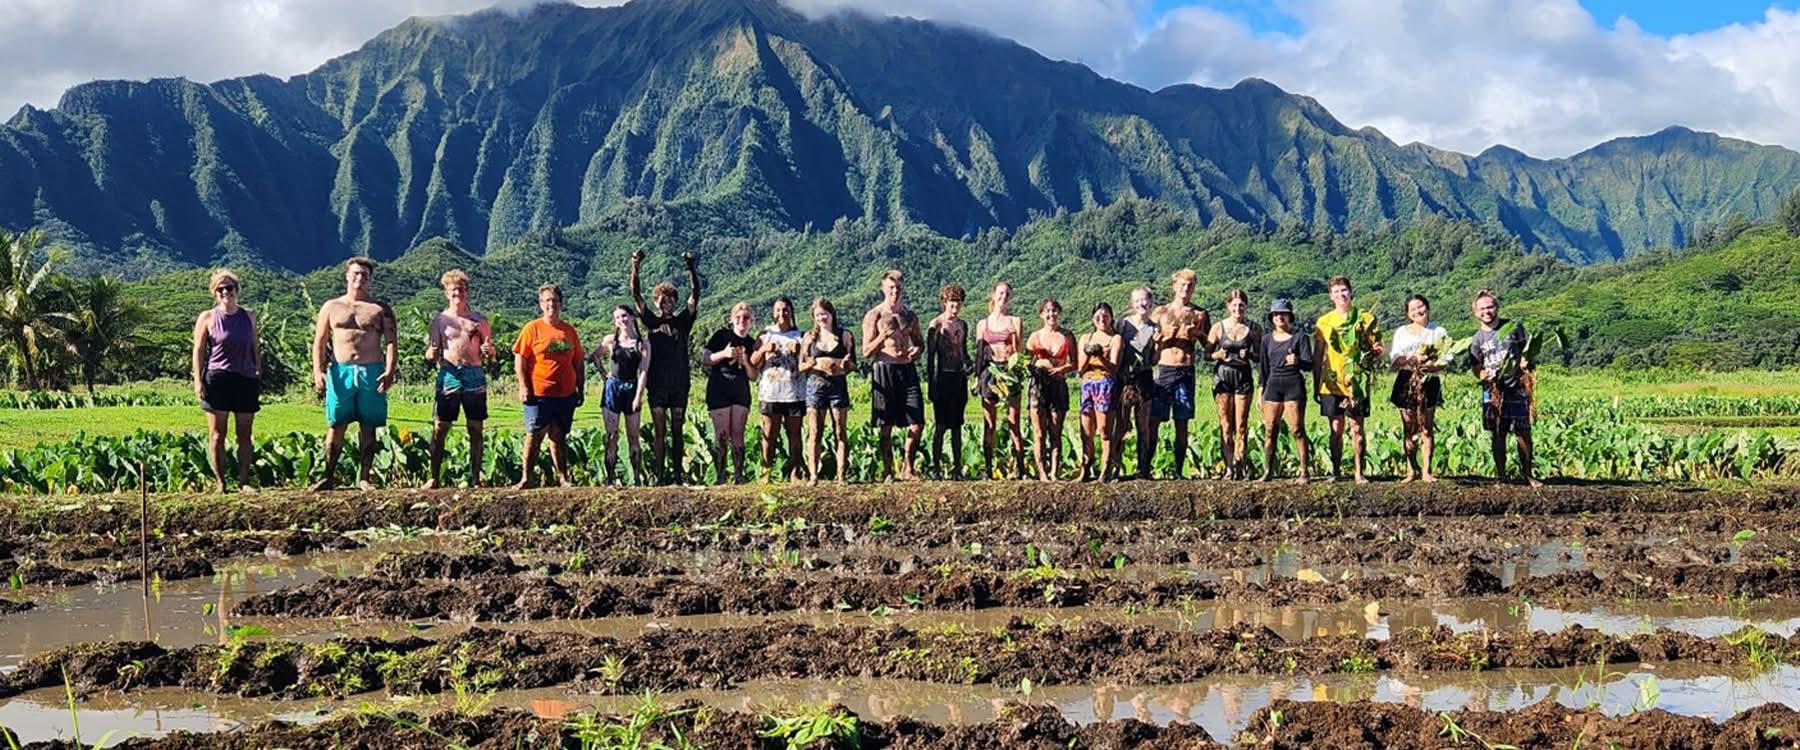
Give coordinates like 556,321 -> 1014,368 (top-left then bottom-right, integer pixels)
434,388 -> 489,423
930,370 -> 969,428
870,362 -> 925,427
705,377 -> 751,411
1262,374 -> 1306,403
1213,362 -> 1254,396
200,370 -> 260,414
1030,372 -> 1070,413
1317,393 -> 1370,419
648,377 -> 691,411
761,400 -> 805,418
808,375 -> 851,410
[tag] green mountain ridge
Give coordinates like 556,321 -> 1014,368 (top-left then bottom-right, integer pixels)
4,0 -> 1799,270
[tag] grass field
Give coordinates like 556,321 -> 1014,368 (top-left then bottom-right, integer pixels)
5,368 -> 1800,452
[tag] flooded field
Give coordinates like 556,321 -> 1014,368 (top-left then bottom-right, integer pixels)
5,482 -> 1800,748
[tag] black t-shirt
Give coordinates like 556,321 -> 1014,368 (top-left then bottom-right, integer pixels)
705,328 -> 754,385
640,308 -> 696,382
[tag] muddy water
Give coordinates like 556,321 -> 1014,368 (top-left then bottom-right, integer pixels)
5,664 -> 1799,746
0,539 -> 458,672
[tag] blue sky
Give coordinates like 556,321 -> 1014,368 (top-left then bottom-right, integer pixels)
1146,0 -> 1798,36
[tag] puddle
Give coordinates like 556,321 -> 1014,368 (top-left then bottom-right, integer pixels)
0,539 -> 458,672
6,664 -> 1798,746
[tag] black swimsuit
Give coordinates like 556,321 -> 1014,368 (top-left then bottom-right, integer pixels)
807,330 -> 851,410
1213,325 -> 1256,396
1258,334 -> 1311,403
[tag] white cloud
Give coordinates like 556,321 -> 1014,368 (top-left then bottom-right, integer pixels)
3,0 -> 1797,157
0,0 -> 616,118
790,0 -> 1800,157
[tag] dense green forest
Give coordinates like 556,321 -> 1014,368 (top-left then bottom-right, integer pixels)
3,191 -> 1793,395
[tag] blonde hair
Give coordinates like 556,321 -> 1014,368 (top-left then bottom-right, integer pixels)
652,281 -> 677,302
440,269 -> 470,289
208,269 -> 240,292
729,301 -> 752,318
1172,269 -> 1196,284
345,257 -> 374,273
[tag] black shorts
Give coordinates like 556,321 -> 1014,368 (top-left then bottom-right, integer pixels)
1262,374 -> 1306,403
761,400 -> 805,418
705,377 -> 752,411
1030,373 -> 1070,413
976,367 -> 1020,405
808,375 -> 850,410
1317,393 -> 1370,419
200,370 -> 260,414
930,370 -> 969,427
1120,369 -> 1153,408
434,388 -> 489,423
648,377 -> 691,411
1483,386 -> 1532,432
1389,371 -> 1444,410
1213,363 -> 1254,396
870,362 -> 925,427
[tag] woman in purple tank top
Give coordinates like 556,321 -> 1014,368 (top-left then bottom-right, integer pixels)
191,269 -> 263,493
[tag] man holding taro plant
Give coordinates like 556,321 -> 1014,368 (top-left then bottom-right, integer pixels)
1313,276 -> 1383,483
1469,289 -> 1559,487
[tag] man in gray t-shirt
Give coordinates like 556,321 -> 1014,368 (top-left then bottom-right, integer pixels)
1469,290 -> 1538,487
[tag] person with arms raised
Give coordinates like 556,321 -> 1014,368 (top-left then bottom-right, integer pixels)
630,250 -> 700,484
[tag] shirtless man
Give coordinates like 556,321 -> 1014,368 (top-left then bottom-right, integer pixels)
1150,269 -> 1210,479
311,257 -> 398,491
425,269 -> 495,489
861,269 -> 926,480
925,283 -> 971,479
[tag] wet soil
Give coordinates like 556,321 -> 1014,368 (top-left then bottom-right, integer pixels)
0,598 -> 31,616
228,545 -> 1800,622
3,621 -> 1790,702
0,529 -> 361,588
5,481 -> 1790,537
11,698 -> 1800,750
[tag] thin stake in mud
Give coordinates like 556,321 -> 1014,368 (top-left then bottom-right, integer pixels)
139,459 -> 152,640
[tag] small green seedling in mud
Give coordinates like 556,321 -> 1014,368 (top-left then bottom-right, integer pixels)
61,665 -> 124,749
758,491 -> 786,518
7,573 -> 19,590
201,602 -> 215,617
565,550 -> 589,573
868,605 -> 896,619
593,654 -> 627,690
1266,709 -> 1284,731
1016,677 -> 1035,697
760,705 -> 860,750
224,624 -> 273,642
902,593 -> 924,607
1506,596 -> 1533,618
1727,626 -> 1786,671
1633,676 -> 1660,714
1733,529 -> 1757,548
1338,653 -> 1377,673
1437,712 -> 1517,749
568,691 -> 700,750
866,514 -> 895,534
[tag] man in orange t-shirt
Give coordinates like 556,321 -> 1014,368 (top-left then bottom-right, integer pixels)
512,283 -> 585,488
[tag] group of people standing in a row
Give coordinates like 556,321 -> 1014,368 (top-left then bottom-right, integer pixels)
191,252 -> 1540,492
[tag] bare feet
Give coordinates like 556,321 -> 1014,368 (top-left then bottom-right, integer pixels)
308,478 -> 336,492
1527,478 -> 1544,488
1353,475 -> 1370,485
1422,473 -> 1438,483
358,478 -> 377,492
1296,474 -> 1310,485
557,474 -> 574,488
213,482 -> 228,494
1257,472 -> 1272,483
423,479 -> 441,490
512,479 -> 534,491
1399,472 -> 1415,483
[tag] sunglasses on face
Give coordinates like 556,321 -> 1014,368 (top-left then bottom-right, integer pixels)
216,285 -> 238,293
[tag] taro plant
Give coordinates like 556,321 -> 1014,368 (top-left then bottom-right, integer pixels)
760,705 -> 860,750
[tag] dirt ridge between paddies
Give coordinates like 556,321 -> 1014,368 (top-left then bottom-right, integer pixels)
9,699 -> 1800,749
5,621 -> 1795,703
5,480 -> 1796,536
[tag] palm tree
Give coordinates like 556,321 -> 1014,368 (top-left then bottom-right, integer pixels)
0,230 -> 64,389
53,274 -> 148,399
